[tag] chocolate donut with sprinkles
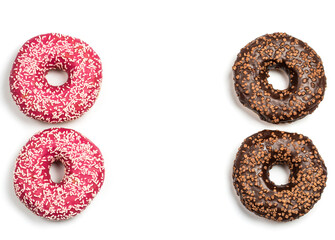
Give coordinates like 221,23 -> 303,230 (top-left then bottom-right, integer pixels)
233,32 -> 326,123
10,33 -> 102,123
13,128 -> 105,220
233,130 -> 327,221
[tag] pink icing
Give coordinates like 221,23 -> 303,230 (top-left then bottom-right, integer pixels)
10,33 -> 102,123
13,128 -> 105,220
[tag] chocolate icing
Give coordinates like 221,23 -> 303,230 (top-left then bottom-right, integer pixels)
233,33 -> 326,123
233,130 -> 327,221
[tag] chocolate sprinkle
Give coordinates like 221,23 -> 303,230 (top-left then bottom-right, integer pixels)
233,32 -> 326,123
232,130 -> 327,221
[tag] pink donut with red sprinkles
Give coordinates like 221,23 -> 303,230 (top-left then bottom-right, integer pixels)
13,128 -> 105,220
9,33 -> 102,123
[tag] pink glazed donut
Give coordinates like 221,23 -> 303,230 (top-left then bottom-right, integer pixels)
13,128 -> 105,220
9,33 -> 102,123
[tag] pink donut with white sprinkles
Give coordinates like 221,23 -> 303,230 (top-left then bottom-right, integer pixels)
13,128 -> 105,220
10,33 -> 102,123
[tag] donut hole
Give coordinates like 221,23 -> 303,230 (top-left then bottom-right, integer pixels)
46,69 -> 69,86
50,160 -> 66,183
269,164 -> 290,186
268,69 -> 290,90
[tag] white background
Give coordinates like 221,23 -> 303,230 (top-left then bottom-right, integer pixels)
0,0 -> 334,239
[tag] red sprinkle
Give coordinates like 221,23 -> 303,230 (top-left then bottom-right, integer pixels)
10,33 -> 103,123
13,128 -> 105,220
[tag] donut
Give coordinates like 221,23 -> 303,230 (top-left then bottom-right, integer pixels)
9,33 -> 102,123
232,32 -> 326,124
232,130 -> 327,221
13,128 -> 105,220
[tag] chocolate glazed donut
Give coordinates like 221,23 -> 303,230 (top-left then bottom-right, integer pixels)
232,130 -> 327,221
233,33 -> 326,123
